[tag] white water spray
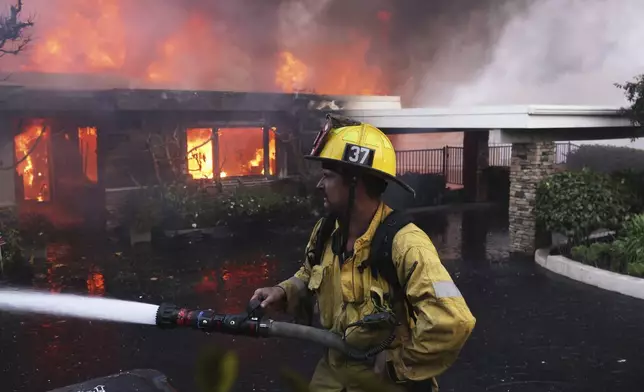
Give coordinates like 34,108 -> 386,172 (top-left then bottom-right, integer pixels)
0,288 -> 159,325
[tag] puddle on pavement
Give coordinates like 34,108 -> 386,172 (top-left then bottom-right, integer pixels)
0,208 -> 639,392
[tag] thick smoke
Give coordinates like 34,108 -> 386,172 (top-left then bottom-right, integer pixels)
0,0 -> 520,95
423,0 -> 644,107
2,0 -> 641,108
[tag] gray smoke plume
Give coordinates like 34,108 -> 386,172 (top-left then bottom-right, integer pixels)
419,0 -> 644,107
2,0 -> 641,109
0,0 -> 521,94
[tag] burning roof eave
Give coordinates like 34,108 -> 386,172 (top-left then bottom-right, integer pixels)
0,86 -> 355,113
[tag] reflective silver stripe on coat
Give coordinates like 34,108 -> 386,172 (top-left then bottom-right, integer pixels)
432,281 -> 463,298
288,277 -> 306,293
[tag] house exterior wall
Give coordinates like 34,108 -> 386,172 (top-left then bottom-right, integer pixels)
0,133 -> 15,208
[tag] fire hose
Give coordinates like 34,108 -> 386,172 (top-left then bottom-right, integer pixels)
155,299 -> 397,361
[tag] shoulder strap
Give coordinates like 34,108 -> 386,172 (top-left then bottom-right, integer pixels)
366,209 -> 416,322
308,214 -> 337,267
368,210 -> 413,285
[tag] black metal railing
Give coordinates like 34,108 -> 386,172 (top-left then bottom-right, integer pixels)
488,142 -> 579,166
396,142 -> 579,185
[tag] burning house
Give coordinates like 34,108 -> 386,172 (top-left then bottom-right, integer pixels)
0,76 -> 400,228
0,0 -> 407,228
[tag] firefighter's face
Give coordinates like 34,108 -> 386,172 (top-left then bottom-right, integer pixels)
317,168 -> 349,214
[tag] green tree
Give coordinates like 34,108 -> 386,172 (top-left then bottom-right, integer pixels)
615,74 -> 644,141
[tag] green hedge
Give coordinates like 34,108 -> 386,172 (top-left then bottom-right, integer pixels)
571,214 -> 644,277
115,182 -> 314,233
536,169 -> 634,244
0,208 -> 22,274
612,169 -> 644,213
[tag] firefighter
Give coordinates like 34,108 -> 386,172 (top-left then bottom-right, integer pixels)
251,114 -> 476,392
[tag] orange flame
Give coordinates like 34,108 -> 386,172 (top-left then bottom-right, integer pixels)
186,128 -> 214,180
78,127 -> 98,183
274,35 -> 386,95
217,127 -> 276,178
27,0 -> 126,73
8,2 -> 388,95
275,52 -> 309,93
87,270 -> 106,296
14,120 -> 51,202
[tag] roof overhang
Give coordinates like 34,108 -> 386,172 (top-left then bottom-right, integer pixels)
342,104 -> 639,142
0,86 -> 402,113
343,104 -> 634,130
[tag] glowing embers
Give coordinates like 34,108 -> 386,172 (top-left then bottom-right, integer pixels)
218,128 -> 276,178
14,120 -> 51,202
186,128 -> 214,180
78,127 -> 98,183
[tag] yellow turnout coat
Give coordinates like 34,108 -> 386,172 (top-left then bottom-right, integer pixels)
278,203 -> 476,391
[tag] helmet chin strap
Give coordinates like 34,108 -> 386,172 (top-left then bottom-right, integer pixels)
340,175 -> 358,257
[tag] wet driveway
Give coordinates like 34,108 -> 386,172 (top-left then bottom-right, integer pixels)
1,205 -> 644,392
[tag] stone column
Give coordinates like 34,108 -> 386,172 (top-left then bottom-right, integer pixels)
509,142 -> 555,254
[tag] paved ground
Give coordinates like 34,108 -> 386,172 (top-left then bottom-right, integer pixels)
1,206 -> 644,392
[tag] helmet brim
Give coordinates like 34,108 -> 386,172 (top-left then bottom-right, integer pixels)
304,155 -> 416,198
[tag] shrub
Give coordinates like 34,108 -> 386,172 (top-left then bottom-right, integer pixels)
612,169 -> 644,213
613,214 -> 644,272
118,187 -> 164,232
0,208 -> 24,274
17,212 -> 54,247
569,214 -> 644,278
571,242 -> 621,272
536,169 -> 633,244
155,182 -> 216,229
216,187 -> 313,228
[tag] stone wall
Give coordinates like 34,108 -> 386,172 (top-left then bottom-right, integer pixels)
509,142 -> 555,254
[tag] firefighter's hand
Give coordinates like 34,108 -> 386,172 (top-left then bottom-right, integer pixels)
250,286 -> 286,309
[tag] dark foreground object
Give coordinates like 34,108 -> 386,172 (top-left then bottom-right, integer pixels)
46,369 -> 176,392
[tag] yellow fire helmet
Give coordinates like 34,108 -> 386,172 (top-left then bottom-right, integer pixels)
305,114 -> 415,197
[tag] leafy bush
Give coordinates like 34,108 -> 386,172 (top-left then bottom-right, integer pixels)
118,187 -> 164,232
156,182 -> 214,229
17,212 -> 54,247
569,214 -> 644,277
613,214 -> 644,274
216,187 -> 313,228
536,169 -> 633,244
571,242 -> 621,272
0,208 -> 24,274
562,144 -> 644,213
612,169 -> 644,213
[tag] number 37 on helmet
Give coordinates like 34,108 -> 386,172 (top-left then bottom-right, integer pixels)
305,114 -> 415,197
